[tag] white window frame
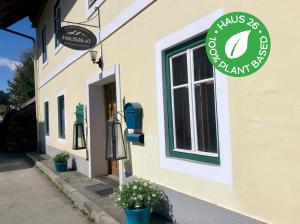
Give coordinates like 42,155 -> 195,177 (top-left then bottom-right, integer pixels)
44,98 -> 50,139
57,90 -> 67,144
155,9 -> 233,185
169,46 -> 219,158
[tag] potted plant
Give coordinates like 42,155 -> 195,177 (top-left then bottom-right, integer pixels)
53,151 -> 70,172
114,179 -> 161,224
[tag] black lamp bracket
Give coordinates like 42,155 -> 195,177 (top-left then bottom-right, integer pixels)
92,56 -> 103,69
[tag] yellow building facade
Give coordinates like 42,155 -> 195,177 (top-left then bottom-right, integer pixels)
34,1 -> 300,223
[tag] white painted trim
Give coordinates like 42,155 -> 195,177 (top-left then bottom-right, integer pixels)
43,98 -> 50,138
54,43 -> 63,55
43,98 -> 50,103
87,65 -> 117,85
86,82 -> 92,178
115,65 -> 125,185
39,0 -> 155,89
86,64 -> 122,179
42,60 -> 48,69
57,138 -> 67,144
56,90 -> 67,144
155,9 -> 233,185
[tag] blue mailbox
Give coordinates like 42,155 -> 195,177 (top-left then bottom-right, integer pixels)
124,103 -> 143,129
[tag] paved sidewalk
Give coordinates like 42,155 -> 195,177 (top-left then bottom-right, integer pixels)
27,152 -> 172,224
0,153 -> 92,224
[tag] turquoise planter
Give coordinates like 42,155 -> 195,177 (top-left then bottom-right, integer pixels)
125,208 -> 150,224
55,162 -> 68,172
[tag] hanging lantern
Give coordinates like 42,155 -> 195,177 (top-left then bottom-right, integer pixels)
73,121 -> 86,149
105,115 -> 127,160
73,103 -> 86,150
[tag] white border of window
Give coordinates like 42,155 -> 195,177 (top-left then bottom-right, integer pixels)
57,90 -> 67,144
155,9 -> 233,185
169,47 -> 219,158
43,98 -> 50,140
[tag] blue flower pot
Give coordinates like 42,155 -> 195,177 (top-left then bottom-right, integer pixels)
55,162 -> 68,172
125,208 -> 150,224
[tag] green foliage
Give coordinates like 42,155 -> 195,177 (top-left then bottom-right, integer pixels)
53,151 -> 70,163
0,91 -> 9,105
114,179 -> 162,210
8,50 -> 35,108
0,104 -> 8,117
0,91 -> 10,117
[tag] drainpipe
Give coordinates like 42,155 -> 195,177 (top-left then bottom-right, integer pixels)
1,28 -> 41,152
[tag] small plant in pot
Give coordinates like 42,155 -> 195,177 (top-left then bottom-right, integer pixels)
114,179 -> 161,224
53,151 -> 70,172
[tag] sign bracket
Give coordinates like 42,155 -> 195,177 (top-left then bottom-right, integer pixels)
61,20 -> 99,28
56,7 -> 101,29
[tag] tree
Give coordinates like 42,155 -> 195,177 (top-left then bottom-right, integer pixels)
8,50 -> 35,108
0,91 -> 10,117
0,91 -> 9,105
0,104 -> 8,117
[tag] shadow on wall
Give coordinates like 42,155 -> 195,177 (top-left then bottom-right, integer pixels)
38,121 -> 46,153
123,128 -> 133,177
36,0 -> 78,60
0,102 -> 37,153
123,129 -> 174,222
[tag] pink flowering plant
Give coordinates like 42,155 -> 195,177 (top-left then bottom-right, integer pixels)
114,179 -> 161,210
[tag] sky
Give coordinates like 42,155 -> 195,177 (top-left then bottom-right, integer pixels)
0,18 -> 35,92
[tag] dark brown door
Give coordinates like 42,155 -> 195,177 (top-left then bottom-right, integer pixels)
104,82 -> 119,176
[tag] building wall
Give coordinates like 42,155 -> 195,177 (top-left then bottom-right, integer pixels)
36,1 -> 300,223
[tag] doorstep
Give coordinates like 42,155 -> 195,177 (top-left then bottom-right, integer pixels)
26,152 -> 172,224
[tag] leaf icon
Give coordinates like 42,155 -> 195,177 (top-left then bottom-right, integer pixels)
225,30 -> 251,59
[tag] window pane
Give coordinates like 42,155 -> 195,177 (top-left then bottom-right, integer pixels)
44,102 -> 49,135
54,2 -> 61,47
193,47 -> 213,81
173,87 -> 191,149
42,28 -> 47,63
58,96 -> 65,138
195,82 -> 217,153
172,54 -> 188,86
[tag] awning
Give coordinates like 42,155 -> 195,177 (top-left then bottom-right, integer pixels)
0,0 -> 47,28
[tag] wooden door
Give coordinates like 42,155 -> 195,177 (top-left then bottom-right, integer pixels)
104,82 -> 119,176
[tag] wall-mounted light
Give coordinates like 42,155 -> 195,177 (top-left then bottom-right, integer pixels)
90,51 -> 103,69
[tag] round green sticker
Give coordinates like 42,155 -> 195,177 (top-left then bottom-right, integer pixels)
206,12 -> 271,77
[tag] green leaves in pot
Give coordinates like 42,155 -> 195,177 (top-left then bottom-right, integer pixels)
53,151 -> 70,163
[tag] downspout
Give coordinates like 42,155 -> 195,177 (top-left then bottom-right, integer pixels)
0,28 -> 41,152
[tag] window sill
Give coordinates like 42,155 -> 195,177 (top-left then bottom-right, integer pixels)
54,44 -> 63,55
57,138 -> 67,144
169,150 -> 220,165
173,148 -> 219,158
42,60 -> 48,69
